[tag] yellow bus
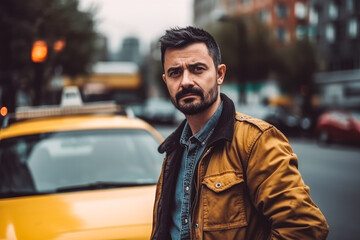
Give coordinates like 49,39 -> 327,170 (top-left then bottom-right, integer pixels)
64,61 -> 144,104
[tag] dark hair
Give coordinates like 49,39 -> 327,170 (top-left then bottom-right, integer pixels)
159,26 -> 221,69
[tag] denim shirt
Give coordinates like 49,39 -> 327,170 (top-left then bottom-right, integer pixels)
170,102 -> 223,240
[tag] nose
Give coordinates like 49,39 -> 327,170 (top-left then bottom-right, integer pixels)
180,70 -> 194,88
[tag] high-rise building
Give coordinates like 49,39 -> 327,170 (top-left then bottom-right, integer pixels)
194,0 -> 309,44
118,37 -> 141,65
310,0 -> 360,109
95,34 -> 110,62
309,0 -> 360,71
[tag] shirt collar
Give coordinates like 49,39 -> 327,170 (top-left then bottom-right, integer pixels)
180,102 -> 223,146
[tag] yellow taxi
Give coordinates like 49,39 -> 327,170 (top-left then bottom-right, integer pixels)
0,95 -> 164,239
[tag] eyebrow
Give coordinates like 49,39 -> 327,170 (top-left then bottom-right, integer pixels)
188,62 -> 208,69
166,62 -> 209,75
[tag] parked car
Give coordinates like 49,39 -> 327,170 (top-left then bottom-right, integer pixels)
137,98 -> 177,124
0,99 -> 164,239
316,109 -> 360,144
238,104 -> 311,136
263,106 -> 307,135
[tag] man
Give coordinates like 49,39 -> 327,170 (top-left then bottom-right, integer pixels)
151,26 -> 329,240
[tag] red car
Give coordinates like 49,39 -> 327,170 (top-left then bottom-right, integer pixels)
316,110 -> 360,144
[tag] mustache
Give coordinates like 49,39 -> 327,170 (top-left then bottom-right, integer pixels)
176,87 -> 204,102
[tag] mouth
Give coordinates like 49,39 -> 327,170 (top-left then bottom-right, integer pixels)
179,94 -> 200,102
181,93 -> 198,99
176,88 -> 204,103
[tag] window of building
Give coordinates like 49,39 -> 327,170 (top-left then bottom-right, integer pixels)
346,0 -> 354,13
295,2 -> 307,19
325,24 -> 336,43
348,19 -> 358,38
276,27 -> 289,42
296,25 -> 307,39
309,7 -> 318,25
307,25 -> 317,40
276,3 -> 288,19
328,2 -> 338,19
259,9 -> 270,23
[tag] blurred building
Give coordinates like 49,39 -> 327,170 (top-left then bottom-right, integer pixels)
309,0 -> 360,71
118,36 -> 141,65
95,34 -> 110,62
309,0 -> 360,109
314,69 -> 360,109
194,0 -> 309,43
194,0 -> 224,27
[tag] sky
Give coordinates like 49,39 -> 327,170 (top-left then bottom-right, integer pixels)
79,0 -> 193,53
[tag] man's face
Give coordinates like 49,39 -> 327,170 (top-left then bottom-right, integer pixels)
162,42 -> 225,115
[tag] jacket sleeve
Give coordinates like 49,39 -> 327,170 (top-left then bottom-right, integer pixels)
246,126 -> 329,239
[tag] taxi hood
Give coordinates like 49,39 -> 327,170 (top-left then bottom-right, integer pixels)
0,185 -> 156,240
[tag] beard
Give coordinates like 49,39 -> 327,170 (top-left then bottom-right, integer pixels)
171,82 -> 218,115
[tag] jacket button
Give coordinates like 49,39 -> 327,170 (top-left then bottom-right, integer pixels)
215,182 -> 222,188
195,223 -> 199,228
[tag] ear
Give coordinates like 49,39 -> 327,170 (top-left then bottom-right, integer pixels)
216,64 -> 226,85
162,73 -> 167,84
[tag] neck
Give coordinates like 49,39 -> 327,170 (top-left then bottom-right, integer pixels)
185,96 -> 221,135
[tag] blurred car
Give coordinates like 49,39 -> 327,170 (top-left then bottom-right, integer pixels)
236,104 -> 271,120
263,106 -> 304,135
316,109 -> 360,144
0,101 -> 164,239
238,104 -> 311,136
137,98 -> 177,124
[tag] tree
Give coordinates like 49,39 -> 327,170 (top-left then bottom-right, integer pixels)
0,0 -> 98,111
208,16 -> 274,104
274,39 -> 318,115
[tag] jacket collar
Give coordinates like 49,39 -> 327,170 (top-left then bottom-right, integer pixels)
158,93 -> 235,154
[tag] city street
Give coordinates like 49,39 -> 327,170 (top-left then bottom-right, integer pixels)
155,125 -> 360,240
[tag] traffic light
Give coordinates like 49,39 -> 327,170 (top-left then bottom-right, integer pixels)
53,39 -> 66,52
31,40 -> 48,63
1,106 -> 8,117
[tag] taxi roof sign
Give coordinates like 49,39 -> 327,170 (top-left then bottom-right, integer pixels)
60,86 -> 83,107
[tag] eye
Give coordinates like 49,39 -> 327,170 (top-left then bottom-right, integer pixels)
190,65 -> 206,74
194,66 -> 204,73
169,69 -> 182,78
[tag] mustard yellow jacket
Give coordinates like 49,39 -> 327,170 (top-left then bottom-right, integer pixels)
151,94 -> 329,240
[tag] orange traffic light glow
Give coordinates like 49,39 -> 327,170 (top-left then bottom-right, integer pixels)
1,106 -> 8,117
53,39 -> 66,52
31,40 -> 48,63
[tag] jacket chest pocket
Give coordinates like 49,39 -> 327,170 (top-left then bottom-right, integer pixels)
201,172 -> 248,231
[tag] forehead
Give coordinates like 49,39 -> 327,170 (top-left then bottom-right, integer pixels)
163,42 -> 213,68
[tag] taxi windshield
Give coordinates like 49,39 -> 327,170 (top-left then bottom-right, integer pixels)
0,129 -> 163,197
